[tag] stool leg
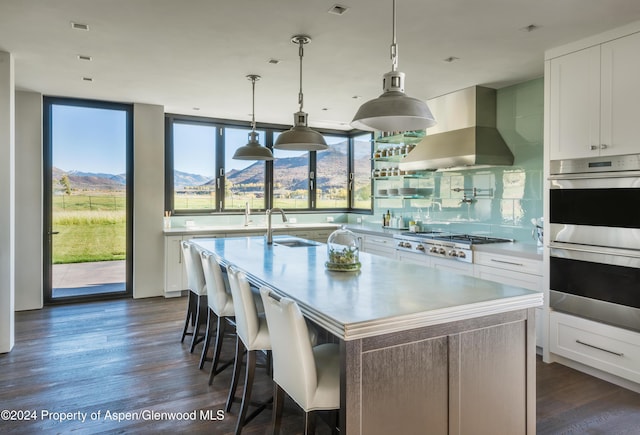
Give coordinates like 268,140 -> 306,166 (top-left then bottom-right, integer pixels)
199,308 -> 215,369
234,349 -> 257,435
208,315 -> 228,385
303,411 -> 317,435
190,294 -> 207,353
181,291 -> 195,343
272,383 -> 285,435
226,337 -> 244,412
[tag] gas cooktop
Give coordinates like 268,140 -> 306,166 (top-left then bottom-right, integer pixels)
398,231 -> 512,246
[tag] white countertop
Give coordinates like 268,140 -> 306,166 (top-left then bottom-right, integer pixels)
191,236 -> 542,341
164,222 -> 340,236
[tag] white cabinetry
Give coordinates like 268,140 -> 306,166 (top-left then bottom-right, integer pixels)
550,311 -> 640,384
360,233 -> 396,258
474,250 -> 544,348
548,31 -> 640,160
164,235 -> 186,297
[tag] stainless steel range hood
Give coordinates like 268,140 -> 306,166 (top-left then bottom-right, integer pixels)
399,86 -> 513,171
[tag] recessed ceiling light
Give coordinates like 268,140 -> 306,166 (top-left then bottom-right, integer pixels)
520,24 -> 540,32
328,4 -> 349,15
268,58 -> 280,65
82,77 -> 93,82
77,55 -> 92,61
322,108 -> 329,111
443,56 -> 460,63
352,95 -> 361,99
71,22 -> 89,31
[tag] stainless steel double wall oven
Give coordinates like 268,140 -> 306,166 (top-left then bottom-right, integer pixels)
549,154 -> 640,333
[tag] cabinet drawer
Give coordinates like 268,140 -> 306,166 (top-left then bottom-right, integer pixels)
474,251 -> 542,275
550,311 -> 640,384
474,265 -> 542,292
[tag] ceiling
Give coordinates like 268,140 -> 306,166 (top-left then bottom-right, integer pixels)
2,0 -> 640,131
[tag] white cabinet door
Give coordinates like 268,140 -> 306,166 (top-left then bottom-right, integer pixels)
548,31 -> 640,160
164,235 -> 185,296
548,46 -> 601,160
600,31 -> 640,157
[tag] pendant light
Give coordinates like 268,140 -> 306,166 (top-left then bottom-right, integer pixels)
351,0 -> 436,132
274,35 -> 328,151
232,74 -> 274,160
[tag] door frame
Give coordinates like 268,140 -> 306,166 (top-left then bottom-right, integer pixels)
43,96 -> 134,304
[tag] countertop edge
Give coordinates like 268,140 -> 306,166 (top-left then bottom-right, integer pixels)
337,293 -> 543,340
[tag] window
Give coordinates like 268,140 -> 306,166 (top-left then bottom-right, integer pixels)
273,132 -> 309,209
316,135 -> 349,209
351,133 -> 373,209
166,114 -> 372,214
224,127 -> 266,210
171,122 -> 217,211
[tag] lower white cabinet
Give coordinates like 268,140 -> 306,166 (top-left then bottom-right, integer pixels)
360,233 -> 396,258
550,311 -> 640,384
164,235 -> 186,297
431,257 -> 474,276
473,250 -> 544,348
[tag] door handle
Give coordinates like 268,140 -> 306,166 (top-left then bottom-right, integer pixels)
50,231 -> 60,235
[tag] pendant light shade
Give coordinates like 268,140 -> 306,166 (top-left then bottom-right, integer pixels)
351,0 -> 436,132
232,75 -> 274,161
274,35 -> 327,151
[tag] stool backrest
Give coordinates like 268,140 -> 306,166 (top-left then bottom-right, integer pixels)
260,287 -> 318,408
201,251 -> 234,317
181,240 -> 206,296
227,265 -> 261,350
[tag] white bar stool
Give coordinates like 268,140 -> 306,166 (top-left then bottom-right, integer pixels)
260,287 -> 340,435
199,251 -> 236,385
225,265 -> 272,435
180,240 -> 208,353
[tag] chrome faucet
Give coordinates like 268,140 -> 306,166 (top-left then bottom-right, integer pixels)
266,208 -> 288,244
244,202 -> 252,227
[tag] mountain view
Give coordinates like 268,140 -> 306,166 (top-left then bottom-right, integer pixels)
52,146 -> 371,193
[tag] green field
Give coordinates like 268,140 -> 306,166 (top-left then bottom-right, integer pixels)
53,194 -> 126,264
52,192 -> 370,264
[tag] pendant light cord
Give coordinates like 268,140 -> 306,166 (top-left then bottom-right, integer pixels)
250,76 -> 256,131
390,0 -> 398,72
298,40 -> 304,112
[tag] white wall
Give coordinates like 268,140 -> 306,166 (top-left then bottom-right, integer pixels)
15,91 -> 43,311
0,51 -> 16,353
133,103 -> 165,298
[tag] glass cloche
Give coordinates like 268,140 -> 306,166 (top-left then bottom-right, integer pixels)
325,227 -> 361,272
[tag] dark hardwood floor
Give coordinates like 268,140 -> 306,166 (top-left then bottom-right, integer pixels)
1,297 -> 639,434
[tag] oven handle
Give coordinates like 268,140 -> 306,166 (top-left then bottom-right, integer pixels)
548,170 -> 640,180
549,241 -> 640,259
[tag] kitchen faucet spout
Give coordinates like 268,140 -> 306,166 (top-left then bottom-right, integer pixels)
266,208 -> 288,244
244,202 -> 252,227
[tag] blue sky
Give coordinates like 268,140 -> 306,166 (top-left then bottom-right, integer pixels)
52,105 -> 371,177
52,105 -> 127,174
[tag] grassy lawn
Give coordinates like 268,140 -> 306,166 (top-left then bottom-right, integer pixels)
51,192 -> 370,264
53,196 -> 126,264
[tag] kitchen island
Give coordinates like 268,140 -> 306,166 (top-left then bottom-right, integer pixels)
192,235 -> 542,435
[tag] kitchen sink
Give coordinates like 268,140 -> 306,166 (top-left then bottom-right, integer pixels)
274,239 -> 320,248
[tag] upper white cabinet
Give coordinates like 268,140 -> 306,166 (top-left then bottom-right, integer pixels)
548,31 -> 640,160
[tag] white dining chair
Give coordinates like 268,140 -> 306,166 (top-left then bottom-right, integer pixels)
180,240 -> 208,353
199,250 -> 236,385
260,287 -> 340,435
225,265 -> 271,435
